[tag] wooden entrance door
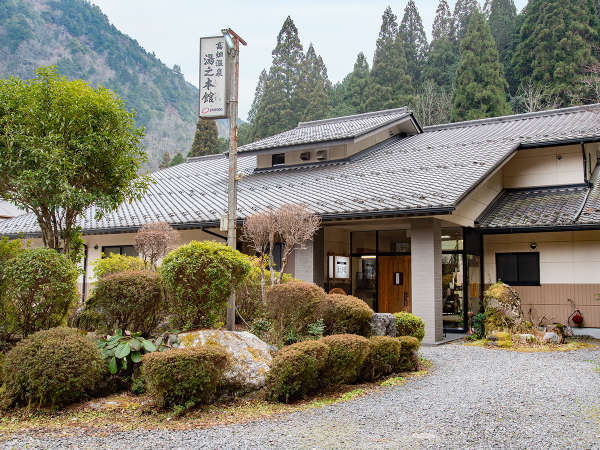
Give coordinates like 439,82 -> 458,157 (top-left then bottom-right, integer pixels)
378,256 -> 411,313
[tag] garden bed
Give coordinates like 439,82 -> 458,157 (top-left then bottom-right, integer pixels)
464,336 -> 599,352
0,359 -> 431,438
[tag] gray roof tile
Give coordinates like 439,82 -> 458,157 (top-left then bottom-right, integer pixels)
1,104 -> 600,237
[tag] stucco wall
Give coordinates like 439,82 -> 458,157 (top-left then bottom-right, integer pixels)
484,230 -> 600,327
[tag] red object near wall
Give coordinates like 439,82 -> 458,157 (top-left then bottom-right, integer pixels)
572,312 -> 584,325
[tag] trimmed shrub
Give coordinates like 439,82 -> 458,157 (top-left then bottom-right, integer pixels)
320,294 -> 374,337
160,241 -> 252,329
2,248 -> 78,336
321,334 -> 370,385
361,336 -> 402,381
393,312 -> 426,342
0,327 -> 105,409
89,270 -> 165,335
93,253 -> 145,279
236,267 -> 294,324
142,346 -> 229,408
266,282 -> 326,343
265,339 -> 329,403
397,336 -> 420,372
0,238 -> 25,340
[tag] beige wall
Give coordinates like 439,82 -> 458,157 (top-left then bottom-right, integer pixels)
450,171 -> 503,227
502,145 -> 584,188
484,230 -> 600,327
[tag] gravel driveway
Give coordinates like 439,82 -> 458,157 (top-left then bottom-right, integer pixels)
2,342 -> 599,449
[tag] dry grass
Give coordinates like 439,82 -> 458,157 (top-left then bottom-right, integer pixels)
464,336 -> 599,353
0,360 -> 431,439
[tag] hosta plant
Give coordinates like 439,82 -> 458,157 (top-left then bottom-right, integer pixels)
97,329 -> 179,375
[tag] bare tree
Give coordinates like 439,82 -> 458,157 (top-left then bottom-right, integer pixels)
241,209 -> 276,302
274,204 -> 321,283
412,80 -> 453,126
134,222 -> 179,270
514,78 -> 560,114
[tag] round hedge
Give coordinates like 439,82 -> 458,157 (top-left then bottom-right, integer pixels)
236,267 -> 294,324
160,241 -> 252,329
93,253 -> 145,279
266,281 -> 326,341
321,334 -> 370,385
397,336 -> 420,372
393,312 -> 425,342
320,294 -> 374,337
0,327 -> 105,409
2,248 -> 78,336
265,339 -> 329,403
361,336 -> 402,381
90,270 -> 165,335
142,346 -> 229,408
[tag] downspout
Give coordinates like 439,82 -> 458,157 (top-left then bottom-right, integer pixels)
581,142 -> 589,186
81,244 -> 88,304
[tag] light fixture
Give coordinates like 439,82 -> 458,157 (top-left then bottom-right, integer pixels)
221,29 -> 235,50
442,235 -> 451,239
530,242 -> 537,250
361,255 -> 376,259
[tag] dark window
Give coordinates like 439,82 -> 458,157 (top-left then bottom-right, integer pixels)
496,252 -> 539,286
272,153 -> 285,166
102,245 -> 138,258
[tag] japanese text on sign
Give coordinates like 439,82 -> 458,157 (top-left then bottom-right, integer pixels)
199,36 -> 227,118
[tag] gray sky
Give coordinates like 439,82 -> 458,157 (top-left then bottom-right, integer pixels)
91,0 -> 528,121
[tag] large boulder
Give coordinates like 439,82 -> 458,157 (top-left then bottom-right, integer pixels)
483,282 -> 526,333
370,313 -> 397,337
178,329 -> 272,394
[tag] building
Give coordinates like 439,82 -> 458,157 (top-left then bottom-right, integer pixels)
1,105 -> 599,343
0,200 -> 24,220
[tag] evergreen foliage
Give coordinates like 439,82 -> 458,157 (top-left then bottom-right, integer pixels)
452,10 -> 511,121
512,0 -> 600,106
453,0 -> 480,42
399,0 -> 429,87
365,7 -> 413,111
296,44 -> 332,121
488,0 -> 517,78
432,0 -> 454,41
331,52 -> 370,116
422,38 -> 459,92
188,118 -> 219,157
169,153 -> 185,167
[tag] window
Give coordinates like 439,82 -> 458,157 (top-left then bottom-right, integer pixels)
102,245 -> 138,258
496,252 -> 540,286
272,153 -> 285,166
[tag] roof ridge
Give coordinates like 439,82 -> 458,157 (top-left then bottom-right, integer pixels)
424,103 -> 600,132
185,153 -> 227,163
297,107 -> 409,128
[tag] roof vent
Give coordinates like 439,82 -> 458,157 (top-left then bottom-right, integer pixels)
315,149 -> 329,161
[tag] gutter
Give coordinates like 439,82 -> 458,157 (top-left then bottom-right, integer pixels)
477,223 -> 600,234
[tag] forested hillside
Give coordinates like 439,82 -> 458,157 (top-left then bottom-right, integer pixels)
242,0 -> 600,143
0,0 -> 227,169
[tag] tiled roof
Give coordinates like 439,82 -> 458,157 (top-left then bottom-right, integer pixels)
578,166 -> 600,224
237,107 -> 412,153
476,186 -> 589,229
0,104 -> 599,237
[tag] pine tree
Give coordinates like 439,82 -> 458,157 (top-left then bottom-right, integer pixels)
188,118 -> 219,157
432,0 -> 453,41
335,52 -> 370,115
169,153 -> 185,167
365,7 -> 413,111
453,0 -> 479,42
248,69 -> 267,124
158,152 -> 171,169
252,16 -> 304,139
400,0 -> 429,87
422,38 -> 459,91
512,0 -> 600,106
296,43 -> 332,121
488,0 -> 517,79
452,9 -> 511,121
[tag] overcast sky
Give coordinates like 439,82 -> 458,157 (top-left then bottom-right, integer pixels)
90,0 -> 528,121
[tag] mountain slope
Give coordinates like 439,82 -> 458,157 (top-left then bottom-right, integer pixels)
0,0 -> 219,168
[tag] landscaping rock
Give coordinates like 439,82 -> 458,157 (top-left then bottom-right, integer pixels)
542,332 -> 560,344
483,282 -> 526,332
178,329 -> 272,393
370,313 -> 397,337
514,333 -> 536,344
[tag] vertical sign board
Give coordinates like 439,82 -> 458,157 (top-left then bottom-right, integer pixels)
199,36 -> 228,118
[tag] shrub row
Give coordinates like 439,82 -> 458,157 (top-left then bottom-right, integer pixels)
266,333 -> 420,403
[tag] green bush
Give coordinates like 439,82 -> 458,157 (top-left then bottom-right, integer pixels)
397,336 -> 420,371
472,312 -> 486,339
321,334 -> 370,385
2,248 -> 78,336
236,266 -> 293,324
393,312 -> 425,342
320,294 -> 374,337
160,241 -> 252,330
265,339 -> 329,403
266,282 -> 325,343
142,346 -> 229,408
93,253 -> 145,279
0,352 -> 5,386
0,238 -> 25,339
361,336 -> 402,381
90,271 -> 165,335
0,327 -> 105,409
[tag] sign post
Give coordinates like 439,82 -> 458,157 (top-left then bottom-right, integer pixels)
200,29 -> 246,331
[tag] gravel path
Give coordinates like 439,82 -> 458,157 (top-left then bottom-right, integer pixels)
2,342 -> 599,449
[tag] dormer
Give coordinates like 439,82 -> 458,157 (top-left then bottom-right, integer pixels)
237,107 -> 422,170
